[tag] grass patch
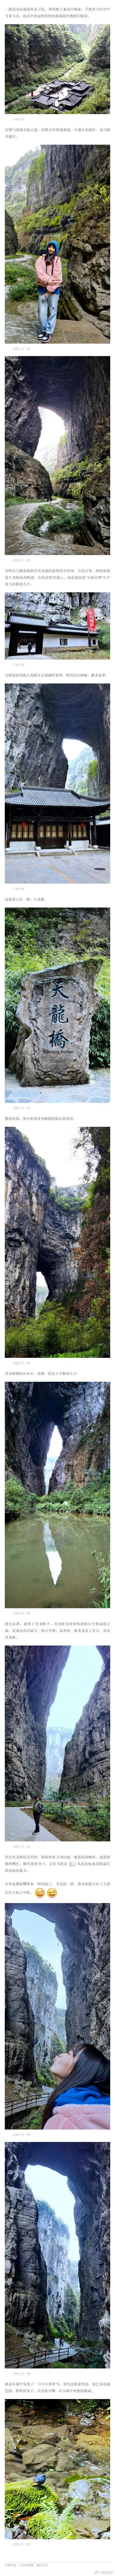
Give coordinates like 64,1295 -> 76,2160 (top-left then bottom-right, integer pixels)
5,259 -> 37,300
26,502 -> 83,538
44,1790 -> 110,1841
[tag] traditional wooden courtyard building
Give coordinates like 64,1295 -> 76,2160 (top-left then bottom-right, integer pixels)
5,791 -> 110,857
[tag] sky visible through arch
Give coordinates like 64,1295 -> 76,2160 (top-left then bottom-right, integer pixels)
45,1642 -> 103,1779
25,2160 -> 79,2266
63,735 -> 97,793
12,1905 -> 66,2009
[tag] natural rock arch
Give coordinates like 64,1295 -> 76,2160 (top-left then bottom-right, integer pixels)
5,2138 -> 110,2364
5,1377 -> 110,1497
5,679 -> 110,803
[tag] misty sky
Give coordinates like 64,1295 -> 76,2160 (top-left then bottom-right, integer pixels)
15,1118 -> 99,1195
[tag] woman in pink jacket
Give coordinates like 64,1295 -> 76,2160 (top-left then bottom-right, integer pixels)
35,235 -> 62,340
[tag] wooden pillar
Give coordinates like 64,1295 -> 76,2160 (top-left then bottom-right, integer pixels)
9,623 -> 18,656
68,817 -> 72,845
36,627 -> 44,654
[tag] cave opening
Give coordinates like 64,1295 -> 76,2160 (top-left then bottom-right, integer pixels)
25,2156 -> 80,2344
35,409 -> 65,475
35,1271 -> 49,1316
63,734 -> 98,798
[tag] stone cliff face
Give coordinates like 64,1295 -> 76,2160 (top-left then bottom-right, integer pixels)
10,963 -> 97,1090
24,1944 -> 66,2067
5,678 -> 110,799
76,2147 -> 110,2361
5,355 -> 110,467
5,143 -> 109,226
60,1648 -> 110,1810
5,1379 -> 110,1497
5,446 -> 52,503
5,1126 -> 98,1320
5,210 -> 18,253
5,2148 -> 48,2340
5,1642 -> 69,1807
58,1901 -> 110,2059
37,2200 -> 77,2322
57,2142 -> 110,2362
5,1906 -> 36,2080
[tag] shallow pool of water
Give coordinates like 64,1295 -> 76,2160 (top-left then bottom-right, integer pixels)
5,1510 -> 110,1610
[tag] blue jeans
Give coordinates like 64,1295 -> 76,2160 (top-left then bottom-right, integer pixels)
37,289 -> 59,338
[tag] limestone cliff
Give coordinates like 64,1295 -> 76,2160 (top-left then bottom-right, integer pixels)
56,1900 -> 110,2059
59,1648 -> 110,1811
43,1898 -> 110,2060
5,448 -> 51,502
5,1127 -> 101,1324
37,2200 -> 78,2322
24,1944 -> 66,2066
5,1642 -> 69,1807
5,210 -> 18,254
5,676 -> 110,800
5,1906 -> 36,2080
5,2148 -> 48,2341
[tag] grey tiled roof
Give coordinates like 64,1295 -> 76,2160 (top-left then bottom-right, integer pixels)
7,789 -> 110,813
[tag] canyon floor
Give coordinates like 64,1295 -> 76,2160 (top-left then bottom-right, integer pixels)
5,499 -> 106,556
5,293 -> 104,347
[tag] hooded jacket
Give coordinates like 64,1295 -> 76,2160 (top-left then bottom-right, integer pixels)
35,237 -> 62,299
42,2044 -> 110,2126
